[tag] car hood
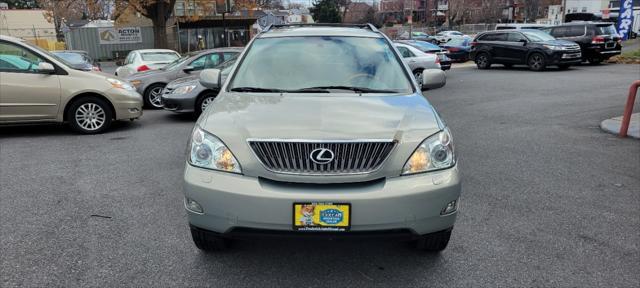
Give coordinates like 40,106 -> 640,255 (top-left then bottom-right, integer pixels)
200,92 -> 441,140
198,92 -> 443,182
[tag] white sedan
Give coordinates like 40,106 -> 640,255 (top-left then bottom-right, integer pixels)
115,49 -> 180,78
394,43 -> 444,89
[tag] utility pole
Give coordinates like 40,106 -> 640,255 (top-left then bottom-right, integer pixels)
561,0 -> 567,23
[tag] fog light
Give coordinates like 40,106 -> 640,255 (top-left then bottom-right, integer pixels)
441,199 -> 458,215
185,197 -> 203,214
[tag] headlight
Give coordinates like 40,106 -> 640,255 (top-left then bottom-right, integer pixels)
129,80 -> 142,87
189,126 -> 241,173
402,127 -> 455,175
107,78 -> 135,91
543,45 -> 562,50
172,84 -> 197,94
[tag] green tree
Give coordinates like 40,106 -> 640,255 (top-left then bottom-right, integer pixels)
310,0 -> 341,23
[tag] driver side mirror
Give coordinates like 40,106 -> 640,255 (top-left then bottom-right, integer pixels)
183,66 -> 195,74
518,39 -> 528,45
199,68 -> 221,89
37,62 -> 55,74
421,69 -> 446,90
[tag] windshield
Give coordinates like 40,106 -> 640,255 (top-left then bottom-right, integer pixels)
141,52 -> 179,62
596,25 -> 617,35
52,52 -> 89,65
522,30 -> 556,42
229,36 -> 413,94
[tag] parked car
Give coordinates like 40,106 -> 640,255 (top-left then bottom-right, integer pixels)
495,23 -> 548,30
126,47 -> 242,108
543,22 -> 622,64
396,40 -> 452,70
470,29 -> 582,71
398,31 -> 437,43
185,24 -> 456,253
51,50 -> 101,72
115,49 -> 180,78
394,42 -> 446,89
434,31 -> 465,44
0,35 -> 142,134
440,37 -> 473,62
162,58 -> 237,116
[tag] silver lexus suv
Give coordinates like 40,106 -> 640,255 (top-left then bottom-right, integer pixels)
183,24 -> 459,252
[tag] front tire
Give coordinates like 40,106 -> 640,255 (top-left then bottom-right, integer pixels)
195,91 -> 219,117
190,226 -> 230,252
415,229 -> 452,252
67,96 -> 113,134
475,53 -> 491,69
527,53 -> 546,71
144,84 -> 166,109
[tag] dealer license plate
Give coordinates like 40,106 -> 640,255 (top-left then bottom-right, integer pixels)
293,203 -> 351,232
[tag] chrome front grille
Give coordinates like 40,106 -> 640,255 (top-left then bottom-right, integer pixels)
248,140 -> 396,175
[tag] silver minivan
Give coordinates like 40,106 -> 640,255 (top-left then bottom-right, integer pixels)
183,24 -> 459,252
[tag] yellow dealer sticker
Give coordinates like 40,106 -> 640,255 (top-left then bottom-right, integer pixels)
293,203 -> 351,231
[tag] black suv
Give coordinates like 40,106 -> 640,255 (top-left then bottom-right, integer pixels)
543,22 -> 622,64
470,29 -> 582,71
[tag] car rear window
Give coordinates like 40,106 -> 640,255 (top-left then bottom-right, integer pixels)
566,25 -> 585,37
141,52 -> 179,62
596,24 -> 617,35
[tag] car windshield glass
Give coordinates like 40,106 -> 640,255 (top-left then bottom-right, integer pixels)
229,36 -> 413,94
408,41 -> 440,50
596,25 -> 617,35
141,52 -> 179,62
522,30 -> 556,42
53,52 -> 87,64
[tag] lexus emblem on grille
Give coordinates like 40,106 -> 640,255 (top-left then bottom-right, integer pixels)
310,148 -> 335,164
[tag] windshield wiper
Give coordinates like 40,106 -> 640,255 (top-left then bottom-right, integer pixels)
293,86 -> 399,94
230,87 -> 287,93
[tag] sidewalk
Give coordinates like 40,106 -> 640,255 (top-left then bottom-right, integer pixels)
600,113 -> 640,139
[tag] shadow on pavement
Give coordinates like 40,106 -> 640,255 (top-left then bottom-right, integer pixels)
0,120 -> 141,138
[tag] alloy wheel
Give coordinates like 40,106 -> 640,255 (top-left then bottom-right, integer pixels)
74,103 -> 106,131
529,55 -> 544,70
201,97 -> 215,112
148,87 -> 164,108
413,71 -> 423,89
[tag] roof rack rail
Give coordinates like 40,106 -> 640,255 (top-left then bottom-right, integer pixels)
263,23 -> 378,33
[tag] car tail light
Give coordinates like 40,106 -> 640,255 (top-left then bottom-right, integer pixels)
435,56 -> 441,64
137,65 -> 150,72
448,47 -> 460,52
591,36 -> 605,44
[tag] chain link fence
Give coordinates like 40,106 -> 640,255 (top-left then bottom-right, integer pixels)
381,23 -> 497,39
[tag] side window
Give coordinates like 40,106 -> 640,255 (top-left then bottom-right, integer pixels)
551,27 -> 568,37
396,46 -> 414,58
567,25 -> 585,37
204,53 -> 222,69
189,55 -> 207,70
223,52 -> 237,61
0,42 -> 45,73
507,32 -> 527,42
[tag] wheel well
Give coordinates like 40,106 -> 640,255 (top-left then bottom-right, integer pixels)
197,89 -> 219,101
527,51 -> 545,60
63,93 -> 116,122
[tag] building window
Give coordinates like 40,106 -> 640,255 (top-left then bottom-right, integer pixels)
175,1 -> 185,16
581,7 -> 587,12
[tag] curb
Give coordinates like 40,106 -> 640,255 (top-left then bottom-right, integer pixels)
600,113 -> 640,139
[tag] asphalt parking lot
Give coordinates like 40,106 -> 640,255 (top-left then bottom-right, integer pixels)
1,64 -> 639,287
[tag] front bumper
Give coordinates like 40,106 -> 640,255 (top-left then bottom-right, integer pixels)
184,164 -> 461,236
548,50 -> 583,65
109,89 -> 143,120
161,94 -> 196,113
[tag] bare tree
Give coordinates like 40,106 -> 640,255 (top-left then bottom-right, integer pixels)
38,0 -> 84,41
522,0 -> 541,22
84,0 -> 115,20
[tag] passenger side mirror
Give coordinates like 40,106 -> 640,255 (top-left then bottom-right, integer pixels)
183,66 -> 195,73
421,69 -> 446,90
37,62 -> 55,74
199,68 -> 221,89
